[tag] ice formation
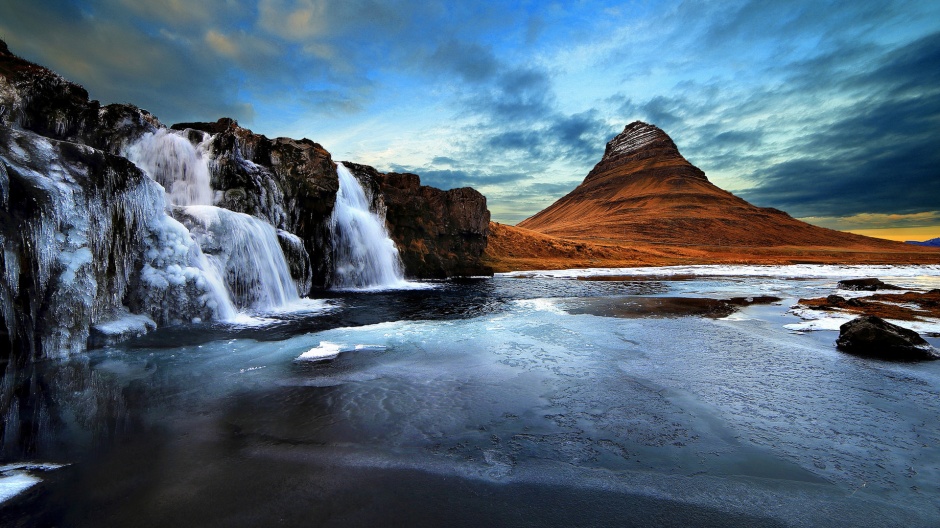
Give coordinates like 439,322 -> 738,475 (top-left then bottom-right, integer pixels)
0,124 -> 306,358
177,205 -> 298,311
0,127 -> 229,357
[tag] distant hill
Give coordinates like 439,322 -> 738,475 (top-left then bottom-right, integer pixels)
485,122 -> 940,271
906,237 -> 940,247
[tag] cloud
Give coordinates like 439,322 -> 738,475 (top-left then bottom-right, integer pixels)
3,0 -> 938,227
738,31 -> 940,217
799,212 -> 940,231
387,165 -> 532,190
426,40 -> 500,83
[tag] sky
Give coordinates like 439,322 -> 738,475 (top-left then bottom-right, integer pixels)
2,1 -> 939,241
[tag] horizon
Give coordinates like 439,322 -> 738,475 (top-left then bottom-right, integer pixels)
1,1 -> 938,241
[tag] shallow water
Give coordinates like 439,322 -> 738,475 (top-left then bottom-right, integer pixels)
2,267 -> 939,527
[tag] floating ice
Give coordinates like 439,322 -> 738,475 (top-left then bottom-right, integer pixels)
0,463 -> 66,505
297,341 -> 344,361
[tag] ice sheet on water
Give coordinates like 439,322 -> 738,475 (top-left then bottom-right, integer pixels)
786,305 -> 940,334
329,279 -> 437,292
0,463 -> 66,505
500,264 -> 940,282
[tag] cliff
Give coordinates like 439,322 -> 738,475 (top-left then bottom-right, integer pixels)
342,162 -> 491,278
0,39 -> 492,361
171,119 -> 338,291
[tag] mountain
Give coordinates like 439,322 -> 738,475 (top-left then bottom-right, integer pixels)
520,122 -> 893,247
486,122 -> 940,270
907,237 -> 940,247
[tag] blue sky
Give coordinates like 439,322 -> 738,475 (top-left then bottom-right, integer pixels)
2,0 -> 939,239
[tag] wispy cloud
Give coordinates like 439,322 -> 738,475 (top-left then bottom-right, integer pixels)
2,0 -> 938,231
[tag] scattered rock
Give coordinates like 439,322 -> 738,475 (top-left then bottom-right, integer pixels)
836,315 -> 938,361
837,278 -> 900,291
799,290 -> 940,321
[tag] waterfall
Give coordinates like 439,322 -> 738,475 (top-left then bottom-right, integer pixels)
124,129 -> 214,206
126,129 -> 298,317
330,163 -> 406,289
179,206 -> 299,311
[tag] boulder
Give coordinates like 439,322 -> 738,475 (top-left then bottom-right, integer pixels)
836,315 -> 938,361
837,278 -> 900,291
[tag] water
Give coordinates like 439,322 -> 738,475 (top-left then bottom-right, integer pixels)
179,206 -> 299,311
124,129 -> 215,207
330,163 -> 406,289
124,129 -> 301,316
2,267 -> 939,527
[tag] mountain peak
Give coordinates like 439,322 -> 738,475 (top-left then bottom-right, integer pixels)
605,121 -> 677,159
585,121 -> 705,182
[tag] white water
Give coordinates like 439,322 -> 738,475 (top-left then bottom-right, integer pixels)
330,163 -> 406,289
125,129 -> 214,206
183,206 -> 299,311
126,129 -> 299,317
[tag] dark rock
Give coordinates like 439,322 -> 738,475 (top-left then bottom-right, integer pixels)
826,294 -> 846,304
170,119 -> 338,291
836,315 -> 938,361
343,162 -> 492,278
0,40 -> 159,152
725,296 -> 782,306
837,278 -> 900,291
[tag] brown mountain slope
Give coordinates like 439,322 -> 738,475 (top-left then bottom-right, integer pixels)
485,122 -> 940,271
519,121 -> 906,248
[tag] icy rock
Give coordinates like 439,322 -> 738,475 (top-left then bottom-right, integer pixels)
88,312 -> 157,349
836,315 -> 938,361
0,126 -> 231,359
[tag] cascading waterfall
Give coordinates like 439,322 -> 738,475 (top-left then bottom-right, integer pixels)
331,163 -> 406,289
126,129 -> 299,316
125,129 -> 215,207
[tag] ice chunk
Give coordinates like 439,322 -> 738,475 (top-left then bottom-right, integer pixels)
297,341 -> 344,362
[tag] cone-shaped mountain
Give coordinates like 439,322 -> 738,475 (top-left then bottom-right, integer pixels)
519,121 -> 897,249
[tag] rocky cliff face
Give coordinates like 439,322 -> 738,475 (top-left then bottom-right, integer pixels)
172,119 -> 338,291
343,162 -> 491,278
0,39 -> 492,361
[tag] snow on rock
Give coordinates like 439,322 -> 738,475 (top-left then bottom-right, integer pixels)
0,126 -> 235,359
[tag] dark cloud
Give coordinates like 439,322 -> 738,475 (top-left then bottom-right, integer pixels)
547,111 -> 611,162
739,31 -> 940,217
426,40 -> 499,82
468,67 -> 555,121
485,130 -> 544,156
387,166 -> 532,190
